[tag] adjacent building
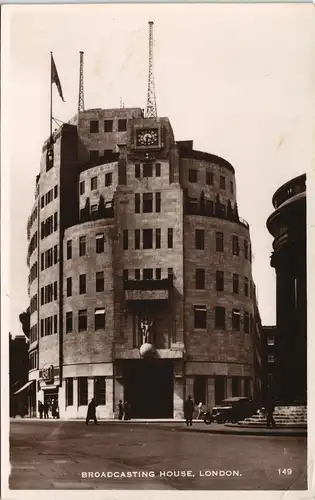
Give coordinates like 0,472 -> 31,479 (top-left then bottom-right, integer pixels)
26,108 -> 261,418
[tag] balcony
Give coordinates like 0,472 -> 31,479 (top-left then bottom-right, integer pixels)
124,276 -> 173,302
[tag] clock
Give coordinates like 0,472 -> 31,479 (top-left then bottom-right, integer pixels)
136,129 -> 159,148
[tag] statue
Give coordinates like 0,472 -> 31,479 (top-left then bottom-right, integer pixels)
140,316 -> 155,345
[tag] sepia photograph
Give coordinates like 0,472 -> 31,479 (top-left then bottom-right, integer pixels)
1,2 -> 314,497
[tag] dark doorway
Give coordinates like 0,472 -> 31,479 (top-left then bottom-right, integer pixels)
123,360 -> 174,418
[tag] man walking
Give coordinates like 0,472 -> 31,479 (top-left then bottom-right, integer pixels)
184,395 -> 194,427
38,401 -> 44,419
43,401 -> 49,419
86,398 -> 98,425
266,395 -> 276,428
118,400 -> 124,420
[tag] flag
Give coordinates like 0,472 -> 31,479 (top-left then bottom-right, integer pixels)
51,54 -> 65,102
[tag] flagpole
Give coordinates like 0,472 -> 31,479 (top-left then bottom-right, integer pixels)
50,52 -> 53,139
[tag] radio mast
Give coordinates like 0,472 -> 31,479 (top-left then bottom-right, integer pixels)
78,51 -> 85,113
145,21 -> 157,118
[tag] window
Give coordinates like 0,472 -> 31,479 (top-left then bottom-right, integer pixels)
94,377 -> 106,405
155,192 -> 161,213
135,230 -> 140,249
79,181 -> 85,195
41,253 -> 45,271
95,308 -> 106,330
168,268 -> 173,278
41,196 -> 45,209
54,185 -> 58,199
216,232 -> 224,252
194,376 -> 207,405
195,229 -> 205,250
53,212 -> 58,232
79,274 -> 86,294
66,312 -> 73,333
143,268 -> 153,280
233,274 -> 239,294
54,314 -> 58,334
244,240 -> 249,259
118,119 -> 127,131
230,180 -> 234,194
78,309 -> 87,332
96,233 -> 104,253
194,305 -> 207,329
215,307 -> 226,329
232,377 -> 240,397
143,163 -> 153,178
105,173 -> 112,186
232,309 -> 241,331
268,355 -> 275,363
168,228 -> 173,249
123,269 -> 129,281
189,169 -> 198,183
66,378 -> 73,406
220,176 -> 226,189
41,288 -> 44,306
41,319 -> 44,337
135,193 -> 141,213
206,171 -> 213,185
196,269 -> 205,290
232,235 -> 240,256
143,229 -> 153,249
215,376 -> 226,404
53,245 -> 58,264
104,120 -> 113,132
143,193 -> 153,213
155,229 -> 161,249
91,176 -> 98,190
78,377 -> 88,406
66,277 -> 72,297
244,277 -> 249,297
155,268 -> 161,280
90,120 -> 99,133
123,230 -> 128,250
96,271 -> 104,292
155,163 -> 161,177
135,164 -> 140,178
90,150 -> 99,161
267,335 -> 274,346
244,311 -> 250,333
67,240 -> 72,259
135,269 -> 140,280
79,236 -> 86,256
216,271 -> 224,292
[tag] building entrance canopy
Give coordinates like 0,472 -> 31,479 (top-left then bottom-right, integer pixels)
13,380 -> 34,395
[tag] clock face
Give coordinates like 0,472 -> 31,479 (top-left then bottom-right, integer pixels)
136,129 -> 159,147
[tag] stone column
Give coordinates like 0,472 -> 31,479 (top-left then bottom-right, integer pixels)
106,377 -> 114,418
240,378 -> 245,397
58,384 -> 65,418
73,378 -> 78,410
88,377 -> 94,402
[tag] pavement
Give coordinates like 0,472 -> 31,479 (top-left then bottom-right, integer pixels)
8,419 -> 307,490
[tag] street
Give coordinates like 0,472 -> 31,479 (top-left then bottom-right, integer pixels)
9,420 -> 307,490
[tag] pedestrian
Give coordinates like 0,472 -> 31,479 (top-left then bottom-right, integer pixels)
43,401 -> 49,419
86,398 -> 98,425
52,399 -> 59,419
38,400 -> 43,419
123,401 -> 130,421
196,401 -> 203,419
118,400 -> 123,420
266,395 -> 276,428
184,395 -> 194,427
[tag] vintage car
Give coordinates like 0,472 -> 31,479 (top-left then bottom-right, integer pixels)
210,397 -> 257,424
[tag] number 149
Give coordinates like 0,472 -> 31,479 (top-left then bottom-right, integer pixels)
278,469 -> 292,475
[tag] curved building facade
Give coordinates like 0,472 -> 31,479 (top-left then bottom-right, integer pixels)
267,174 -> 306,405
26,108 -> 260,418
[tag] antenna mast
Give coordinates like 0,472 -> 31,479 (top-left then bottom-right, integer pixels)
146,21 -> 157,118
78,51 -> 85,113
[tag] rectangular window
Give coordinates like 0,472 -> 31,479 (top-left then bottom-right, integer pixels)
66,277 -> 72,297
216,271 -> 224,292
96,233 -> 105,253
67,240 -> 72,259
244,277 -> 249,297
196,269 -> 205,290
104,119 -> 113,132
232,377 -> 240,397
90,150 -> 99,161
135,229 -> 140,249
244,311 -> 250,333
143,229 -> 153,249
268,354 -> 275,363
123,229 -> 128,250
54,185 -> 58,199
143,163 -> 153,178
267,335 -> 275,345
79,180 -> 85,195
244,240 -> 249,259
155,268 -> 161,280
194,305 -> 207,329
195,229 -> 205,250
78,377 -> 88,406
91,176 -> 98,190
41,287 -> 44,306
135,269 -> 140,280
90,120 -> 99,133
123,269 -> 129,282
105,172 -> 112,187
220,176 -> 226,189
53,212 -> 58,232
231,273 -> 239,294
216,232 -> 224,252
95,308 -> 106,330
79,236 -> 86,256
66,378 -> 73,406
78,309 -> 87,332
96,271 -> 104,292
155,192 -> 161,213
206,171 -> 214,185
53,281 -> 57,300
189,169 -> 198,183
230,180 -> 234,194
54,314 -> 58,334
135,193 -> 141,213
215,307 -> 226,329
168,228 -> 173,249
232,235 -> 240,256
194,376 -> 207,405
41,253 -> 45,271
41,196 -> 45,209
135,164 -> 141,178
79,274 -> 86,294
41,318 -> 44,337
118,119 -> 127,131
143,193 -> 153,213
232,309 -> 241,331
155,228 -> 161,249
143,268 -> 153,280
94,377 -> 106,405
155,163 -> 161,177
53,245 -> 58,264
66,311 -> 73,333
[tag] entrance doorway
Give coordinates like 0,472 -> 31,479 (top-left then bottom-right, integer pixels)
123,360 -> 174,418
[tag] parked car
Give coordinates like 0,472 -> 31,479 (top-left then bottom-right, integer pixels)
211,397 -> 257,424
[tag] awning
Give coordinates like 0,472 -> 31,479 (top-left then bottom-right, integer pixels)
13,380 -> 34,395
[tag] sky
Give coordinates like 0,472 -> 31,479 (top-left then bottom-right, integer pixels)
3,3 -> 315,337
